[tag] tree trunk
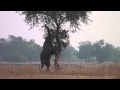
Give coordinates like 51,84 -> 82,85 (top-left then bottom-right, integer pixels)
54,50 -> 61,71
54,23 -> 61,71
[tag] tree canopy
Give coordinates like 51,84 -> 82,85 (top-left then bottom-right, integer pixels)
19,11 -> 91,31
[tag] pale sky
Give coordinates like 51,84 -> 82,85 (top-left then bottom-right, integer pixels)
0,11 -> 120,50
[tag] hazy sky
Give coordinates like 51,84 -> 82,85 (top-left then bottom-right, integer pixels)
0,11 -> 120,50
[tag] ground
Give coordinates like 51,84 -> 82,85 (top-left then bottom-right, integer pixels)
0,62 -> 120,79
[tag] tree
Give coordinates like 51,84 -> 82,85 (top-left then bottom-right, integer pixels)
60,45 -> 79,61
93,39 -> 105,63
0,35 -> 42,62
93,40 -> 116,63
77,41 -> 95,61
113,47 -> 120,62
18,11 -> 91,70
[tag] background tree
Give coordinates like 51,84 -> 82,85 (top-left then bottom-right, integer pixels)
0,35 -> 42,62
18,11 -> 91,70
77,39 -> 120,63
60,45 -> 79,61
93,39 -> 105,63
77,41 -> 95,61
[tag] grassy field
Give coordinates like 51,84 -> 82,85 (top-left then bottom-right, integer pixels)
0,62 -> 120,79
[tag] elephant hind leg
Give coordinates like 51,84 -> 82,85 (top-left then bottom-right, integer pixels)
41,63 -> 44,70
45,61 -> 50,71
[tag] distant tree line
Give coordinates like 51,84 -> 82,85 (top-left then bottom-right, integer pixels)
0,35 -> 120,63
0,35 -> 79,62
77,39 -> 120,62
0,35 -> 42,62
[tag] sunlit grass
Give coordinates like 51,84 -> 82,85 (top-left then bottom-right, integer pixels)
0,62 -> 120,79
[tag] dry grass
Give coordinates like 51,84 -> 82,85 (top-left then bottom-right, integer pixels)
0,62 -> 120,79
